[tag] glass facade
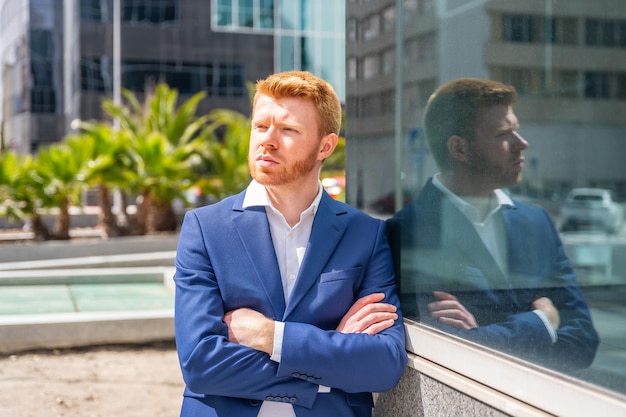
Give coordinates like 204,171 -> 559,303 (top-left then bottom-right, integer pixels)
347,0 -> 626,407
212,0 -> 345,101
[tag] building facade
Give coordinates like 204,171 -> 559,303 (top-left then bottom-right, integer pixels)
346,1 -> 626,416
346,0 -> 626,213
0,0 -> 345,153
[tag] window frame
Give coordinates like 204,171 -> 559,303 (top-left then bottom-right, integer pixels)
404,320 -> 626,417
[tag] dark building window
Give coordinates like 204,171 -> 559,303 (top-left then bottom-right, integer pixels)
80,0 -> 108,21
80,0 -> 178,23
503,15 -> 536,43
122,0 -> 177,23
116,59 -> 245,97
586,18 -> 626,47
81,57 -> 111,92
585,72 -> 609,99
30,29 -> 56,113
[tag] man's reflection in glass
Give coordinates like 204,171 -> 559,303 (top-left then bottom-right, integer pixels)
387,78 -> 599,372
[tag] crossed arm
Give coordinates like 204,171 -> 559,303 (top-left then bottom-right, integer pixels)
225,292 -> 399,354
428,290 -> 560,332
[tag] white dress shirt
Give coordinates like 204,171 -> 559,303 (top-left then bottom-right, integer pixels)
432,174 -> 557,342
242,180 -> 324,417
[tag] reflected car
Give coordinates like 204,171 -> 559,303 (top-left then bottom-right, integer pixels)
560,188 -> 624,233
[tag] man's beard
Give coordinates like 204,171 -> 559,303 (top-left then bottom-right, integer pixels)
249,149 -> 319,186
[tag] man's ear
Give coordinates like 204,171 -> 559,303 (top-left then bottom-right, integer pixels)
318,133 -> 338,161
447,135 -> 469,162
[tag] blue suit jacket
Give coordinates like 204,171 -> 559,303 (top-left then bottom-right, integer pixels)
174,190 -> 407,417
387,179 -> 598,372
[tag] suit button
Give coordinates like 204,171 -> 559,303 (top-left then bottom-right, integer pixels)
292,372 -> 302,378
249,400 -> 259,406
306,376 -> 317,382
289,397 -> 298,404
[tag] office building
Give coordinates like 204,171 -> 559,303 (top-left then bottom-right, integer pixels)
0,0 -> 345,153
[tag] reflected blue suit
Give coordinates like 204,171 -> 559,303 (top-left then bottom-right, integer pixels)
174,190 -> 407,417
387,179 -> 599,372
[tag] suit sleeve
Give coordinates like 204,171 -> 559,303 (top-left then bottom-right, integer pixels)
417,208 -> 599,372
174,210 -> 320,408
276,220 -> 408,393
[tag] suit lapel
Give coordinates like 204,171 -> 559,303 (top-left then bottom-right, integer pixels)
231,194 -> 286,319
284,193 -> 347,318
423,183 -> 510,289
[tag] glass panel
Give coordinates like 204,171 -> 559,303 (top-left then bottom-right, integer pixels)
278,35 -> 295,71
346,0 -> 626,397
259,0 -> 274,28
122,0 -> 178,24
278,0 -> 297,30
300,0 -> 313,31
238,0 -> 253,28
215,0 -> 232,26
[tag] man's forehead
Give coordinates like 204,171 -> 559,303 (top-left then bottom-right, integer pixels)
477,104 -> 518,129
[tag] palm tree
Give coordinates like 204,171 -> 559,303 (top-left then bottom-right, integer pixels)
33,142 -> 87,239
102,83 -> 213,234
64,122 -> 132,237
198,108 -> 251,201
0,150 -> 51,240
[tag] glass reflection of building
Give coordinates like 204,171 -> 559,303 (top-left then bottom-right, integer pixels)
0,0 -> 345,153
346,0 -> 626,411
346,0 -> 626,213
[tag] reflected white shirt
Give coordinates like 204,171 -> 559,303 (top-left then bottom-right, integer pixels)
432,174 -> 557,342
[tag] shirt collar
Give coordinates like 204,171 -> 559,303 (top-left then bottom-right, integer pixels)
432,173 -> 513,222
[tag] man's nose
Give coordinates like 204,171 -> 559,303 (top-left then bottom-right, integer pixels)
260,126 -> 278,148
513,131 -> 529,150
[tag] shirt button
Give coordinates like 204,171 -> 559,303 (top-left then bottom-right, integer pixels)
288,232 -> 294,239
289,274 -> 296,280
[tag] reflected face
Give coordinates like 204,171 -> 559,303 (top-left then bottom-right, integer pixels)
248,94 -> 328,187
465,104 -> 528,190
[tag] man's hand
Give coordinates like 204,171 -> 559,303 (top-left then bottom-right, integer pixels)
532,297 -> 560,331
336,293 -> 398,335
224,308 -> 275,355
428,291 -> 478,330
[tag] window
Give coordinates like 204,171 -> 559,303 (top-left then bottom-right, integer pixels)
503,14 -> 537,43
382,48 -> 395,75
121,0 -> 177,23
585,72 -> 609,99
81,57 -> 111,93
214,0 -> 275,30
238,0 -> 253,27
347,1 -> 626,414
80,0 -> 109,21
363,13 -> 380,40
81,0 -> 178,23
586,18 -> 626,47
363,54 -> 379,80
382,6 -> 395,34
29,29 -> 56,113
82,59 -> 245,97
347,57 -> 358,80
